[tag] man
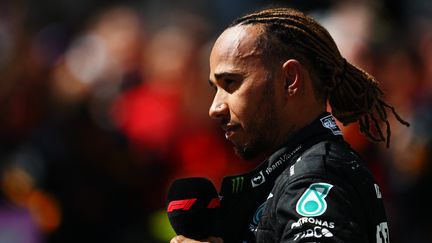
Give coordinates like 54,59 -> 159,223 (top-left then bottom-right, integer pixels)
171,7 -> 408,243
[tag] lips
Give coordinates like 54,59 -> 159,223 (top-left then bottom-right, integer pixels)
222,123 -> 240,140
225,130 -> 235,140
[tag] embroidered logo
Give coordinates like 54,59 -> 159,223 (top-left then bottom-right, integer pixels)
251,171 -> 266,188
296,183 -> 333,217
320,115 -> 342,135
249,202 -> 266,232
231,176 -> 244,193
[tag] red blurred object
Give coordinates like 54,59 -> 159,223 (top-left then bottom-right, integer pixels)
111,83 -> 181,152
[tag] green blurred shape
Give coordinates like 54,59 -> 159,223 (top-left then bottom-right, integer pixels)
148,209 -> 176,242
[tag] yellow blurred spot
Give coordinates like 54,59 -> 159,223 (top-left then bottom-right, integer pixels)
148,209 -> 176,242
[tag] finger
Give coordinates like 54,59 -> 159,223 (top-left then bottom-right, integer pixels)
170,235 -> 187,243
206,237 -> 224,243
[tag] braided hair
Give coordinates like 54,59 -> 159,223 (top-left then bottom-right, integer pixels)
229,7 -> 409,147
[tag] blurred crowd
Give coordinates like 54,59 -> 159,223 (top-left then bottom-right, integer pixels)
0,0 -> 431,242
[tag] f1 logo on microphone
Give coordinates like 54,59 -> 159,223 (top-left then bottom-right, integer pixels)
167,198 -> 220,212
167,199 -> 197,212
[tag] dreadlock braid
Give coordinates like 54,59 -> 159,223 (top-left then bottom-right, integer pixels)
230,7 -> 409,147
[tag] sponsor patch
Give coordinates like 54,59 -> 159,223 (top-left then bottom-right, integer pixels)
249,202 -> 266,232
296,183 -> 333,217
320,115 -> 342,135
291,217 -> 335,229
376,222 -> 389,243
231,176 -> 244,193
294,227 -> 334,241
251,171 -> 266,188
289,165 -> 295,176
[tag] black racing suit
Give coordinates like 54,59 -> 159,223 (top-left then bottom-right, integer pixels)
218,113 -> 389,243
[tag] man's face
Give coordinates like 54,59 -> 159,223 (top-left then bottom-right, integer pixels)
208,25 -> 286,160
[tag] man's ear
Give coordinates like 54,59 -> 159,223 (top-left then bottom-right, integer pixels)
282,59 -> 303,96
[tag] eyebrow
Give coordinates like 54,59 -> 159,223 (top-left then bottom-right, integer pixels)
208,71 -> 245,88
214,72 -> 243,80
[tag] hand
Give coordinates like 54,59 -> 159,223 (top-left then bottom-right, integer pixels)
170,235 -> 223,243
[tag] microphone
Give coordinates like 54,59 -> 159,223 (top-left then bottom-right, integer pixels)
166,177 -> 221,240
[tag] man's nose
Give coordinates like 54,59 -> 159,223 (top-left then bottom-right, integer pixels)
209,93 -> 228,120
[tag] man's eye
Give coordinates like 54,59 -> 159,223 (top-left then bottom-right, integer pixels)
208,80 -> 217,92
224,79 -> 236,87
223,78 -> 241,93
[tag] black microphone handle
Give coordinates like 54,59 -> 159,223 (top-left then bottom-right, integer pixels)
166,177 -> 221,239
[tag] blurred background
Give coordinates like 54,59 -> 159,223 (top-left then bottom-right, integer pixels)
0,0 -> 431,242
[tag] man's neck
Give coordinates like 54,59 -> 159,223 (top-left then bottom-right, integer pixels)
263,108 -> 326,161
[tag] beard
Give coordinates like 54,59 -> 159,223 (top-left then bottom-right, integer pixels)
233,78 -> 279,160
234,139 -> 271,160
